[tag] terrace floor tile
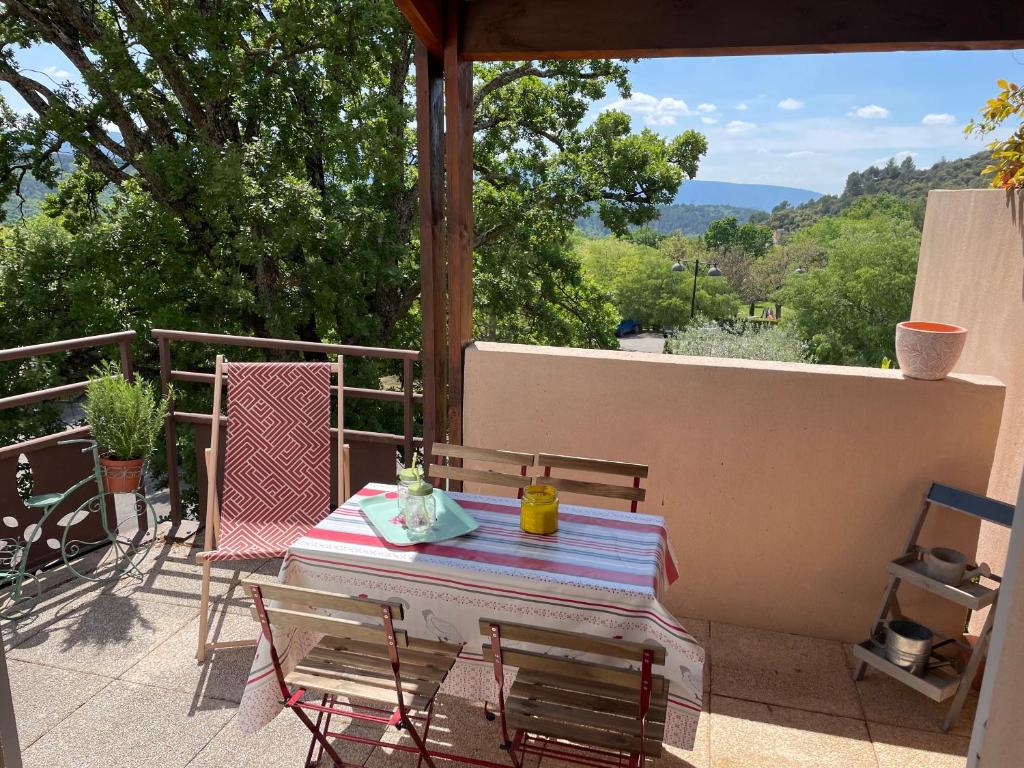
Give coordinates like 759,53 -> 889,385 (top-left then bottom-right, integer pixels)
20,680 -> 234,768
869,722 -> 970,768
121,608 -> 258,705
710,622 -> 863,719
363,695 -> 513,768
187,710 -> 380,768
709,694 -> 877,768
94,541 -> 259,615
846,645 -> 979,737
7,593 -> 194,677
7,659 -> 112,749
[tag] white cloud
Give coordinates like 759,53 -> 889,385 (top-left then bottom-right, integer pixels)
696,103 -> 717,114
603,92 -> 694,126
922,112 -> 955,125
725,120 -> 757,134
785,150 -> 815,158
44,66 -> 70,79
734,102 -> 749,111
850,104 -> 889,119
701,116 -> 718,125
778,97 -> 804,110
101,120 -> 119,133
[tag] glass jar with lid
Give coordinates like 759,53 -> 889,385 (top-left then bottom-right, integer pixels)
520,484 -> 559,535
396,467 -> 421,516
404,481 -> 437,534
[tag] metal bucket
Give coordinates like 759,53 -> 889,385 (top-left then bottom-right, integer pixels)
885,620 -> 934,676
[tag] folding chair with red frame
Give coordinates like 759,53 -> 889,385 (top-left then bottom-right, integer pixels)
246,580 -> 462,768
196,355 -> 350,662
482,618 -> 669,768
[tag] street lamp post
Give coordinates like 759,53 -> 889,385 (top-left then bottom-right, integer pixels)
672,258 -> 722,317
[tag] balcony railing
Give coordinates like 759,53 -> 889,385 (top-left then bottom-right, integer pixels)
0,329 -> 423,551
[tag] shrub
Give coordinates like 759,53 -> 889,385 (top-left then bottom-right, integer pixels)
666,314 -> 808,363
83,362 -> 170,460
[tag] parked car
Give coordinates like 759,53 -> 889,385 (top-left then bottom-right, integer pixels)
616,319 -> 639,337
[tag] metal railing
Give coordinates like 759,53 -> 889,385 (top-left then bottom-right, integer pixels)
0,331 -> 136,461
151,329 -> 423,526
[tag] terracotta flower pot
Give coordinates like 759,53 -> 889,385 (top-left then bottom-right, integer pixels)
895,321 -> 967,380
100,457 -> 145,493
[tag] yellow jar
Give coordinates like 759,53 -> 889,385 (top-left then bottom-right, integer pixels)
521,484 -> 559,535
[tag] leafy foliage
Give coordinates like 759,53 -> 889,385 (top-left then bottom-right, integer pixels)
752,152 -> 991,234
579,235 -> 739,329
0,1 -> 708,423
576,202 -> 759,238
666,314 -> 808,362
966,79 -> 1024,189
83,362 -> 170,460
780,196 -> 920,366
702,216 -> 774,259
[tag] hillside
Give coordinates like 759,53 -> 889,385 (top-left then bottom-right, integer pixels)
753,152 -> 990,233
674,179 -> 822,210
2,170 -> 55,220
577,202 -> 760,237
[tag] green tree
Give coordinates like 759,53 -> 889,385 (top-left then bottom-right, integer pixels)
966,79 -> 1024,189
780,195 -> 920,366
1,1 -> 708,355
702,216 -> 774,259
579,236 -> 738,330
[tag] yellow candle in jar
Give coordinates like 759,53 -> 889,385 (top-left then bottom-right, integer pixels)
521,484 -> 559,535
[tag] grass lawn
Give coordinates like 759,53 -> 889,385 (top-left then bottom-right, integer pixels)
740,301 -> 799,323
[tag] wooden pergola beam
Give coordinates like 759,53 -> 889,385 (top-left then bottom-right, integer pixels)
395,0 -> 444,57
459,0 -> 1024,60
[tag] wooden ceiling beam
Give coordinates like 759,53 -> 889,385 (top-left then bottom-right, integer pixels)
394,0 -> 444,57
460,0 -> 1024,61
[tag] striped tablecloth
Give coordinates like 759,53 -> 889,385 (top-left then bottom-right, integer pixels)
237,483 -> 704,749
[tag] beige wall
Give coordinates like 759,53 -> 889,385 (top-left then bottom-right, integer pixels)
464,342 -> 1004,641
912,190 -> 1024,634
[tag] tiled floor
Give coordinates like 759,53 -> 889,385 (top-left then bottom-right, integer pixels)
1,539 -> 975,768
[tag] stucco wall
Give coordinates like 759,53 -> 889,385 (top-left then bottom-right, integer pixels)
911,190 -> 1024,636
915,190 -> 1024,768
464,342 -> 1004,641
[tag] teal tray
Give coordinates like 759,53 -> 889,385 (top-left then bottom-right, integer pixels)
356,490 -> 479,546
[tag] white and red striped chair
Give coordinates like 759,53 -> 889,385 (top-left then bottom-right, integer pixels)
195,355 -> 349,662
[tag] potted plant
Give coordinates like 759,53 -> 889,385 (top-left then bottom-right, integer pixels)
83,362 -> 171,493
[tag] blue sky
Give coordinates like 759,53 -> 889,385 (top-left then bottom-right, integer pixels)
599,50 -> 1024,193
4,45 -> 1023,195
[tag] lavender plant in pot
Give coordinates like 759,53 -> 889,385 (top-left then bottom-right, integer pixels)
83,362 -> 171,493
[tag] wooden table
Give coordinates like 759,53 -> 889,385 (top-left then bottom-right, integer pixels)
237,483 -> 704,749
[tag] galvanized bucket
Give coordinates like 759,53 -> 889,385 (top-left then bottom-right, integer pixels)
884,620 -> 934,676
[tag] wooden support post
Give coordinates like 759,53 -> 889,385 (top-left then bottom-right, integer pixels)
0,638 -> 21,768
118,337 -> 134,381
415,38 -> 447,454
444,0 -> 474,452
157,336 -> 181,525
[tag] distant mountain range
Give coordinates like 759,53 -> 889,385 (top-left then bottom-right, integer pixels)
577,202 -> 760,238
674,180 -> 823,210
575,180 -> 824,238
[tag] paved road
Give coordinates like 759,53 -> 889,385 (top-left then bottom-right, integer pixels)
617,332 -> 668,354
